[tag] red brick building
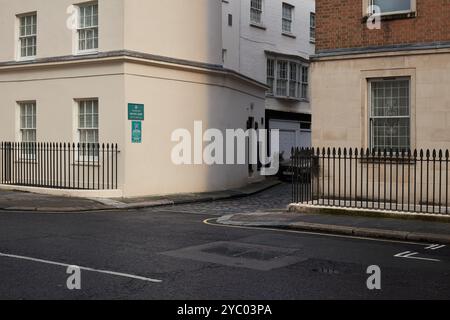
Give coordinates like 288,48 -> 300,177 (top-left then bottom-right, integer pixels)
312,0 -> 450,150
316,0 -> 450,52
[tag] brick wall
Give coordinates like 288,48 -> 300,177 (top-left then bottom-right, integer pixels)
316,0 -> 450,52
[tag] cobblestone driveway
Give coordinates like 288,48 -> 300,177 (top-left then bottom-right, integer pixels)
148,183 -> 292,216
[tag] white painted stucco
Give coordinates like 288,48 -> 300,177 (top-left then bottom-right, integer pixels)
222,0 -> 315,115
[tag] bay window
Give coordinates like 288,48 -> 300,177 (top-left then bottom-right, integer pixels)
267,57 -> 308,100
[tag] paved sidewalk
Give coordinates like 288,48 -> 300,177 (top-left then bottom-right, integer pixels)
0,178 -> 281,213
0,190 -> 109,212
216,211 -> 450,244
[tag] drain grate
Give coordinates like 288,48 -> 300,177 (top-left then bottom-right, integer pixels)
312,267 -> 340,275
310,260 -> 344,275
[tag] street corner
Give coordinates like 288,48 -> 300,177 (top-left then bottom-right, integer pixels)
212,210 -> 294,227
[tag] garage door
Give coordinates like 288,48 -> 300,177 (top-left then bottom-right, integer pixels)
279,130 -> 296,160
269,119 -> 311,161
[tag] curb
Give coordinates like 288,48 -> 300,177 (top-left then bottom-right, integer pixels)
288,203 -> 450,223
287,222 -> 450,244
216,215 -> 450,244
0,180 -> 282,213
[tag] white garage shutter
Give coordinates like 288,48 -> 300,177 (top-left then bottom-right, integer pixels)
269,119 -> 311,160
279,130 -> 296,161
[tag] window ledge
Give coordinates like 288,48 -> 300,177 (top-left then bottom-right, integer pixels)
362,11 -> 416,23
250,22 -> 266,30
267,94 -> 308,102
282,32 -> 296,39
75,50 -> 99,56
17,56 -> 36,62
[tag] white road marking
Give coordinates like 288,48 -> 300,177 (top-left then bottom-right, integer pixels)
425,244 -> 446,250
0,252 -> 162,283
394,251 -> 441,262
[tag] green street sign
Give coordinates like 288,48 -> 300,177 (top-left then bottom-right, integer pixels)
128,103 -> 145,121
131,121 -> 142,144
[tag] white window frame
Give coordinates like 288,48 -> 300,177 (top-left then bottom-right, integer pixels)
310,12 -> 316,42
363,0 -> 416,17
77,99 -> 99,159
282,3 -> 294,34
18,101 -> 37,158
267,59 -> 275,95
267,57 -> 308,100
276,60 -> 288,97
76,2 -> 98,54
301,66 -> 309,100
250,0 -> 264,25
18,102 -> 37,143
369,78 -> 411,152
17,13 -> 37,60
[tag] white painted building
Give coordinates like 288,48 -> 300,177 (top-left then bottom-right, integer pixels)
222,0 -> 316,160
0,0 -> 267,198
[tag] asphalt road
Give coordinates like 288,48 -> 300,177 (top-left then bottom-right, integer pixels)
0,202 -> 449,299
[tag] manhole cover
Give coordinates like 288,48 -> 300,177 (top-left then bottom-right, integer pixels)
202,244 -> 286,261
162,241 -> 306,271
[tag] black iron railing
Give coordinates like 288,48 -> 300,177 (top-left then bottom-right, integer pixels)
0,142 -> 119,190
292,148 -> 450,215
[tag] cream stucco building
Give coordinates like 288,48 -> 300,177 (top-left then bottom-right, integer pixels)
0,0 -> 267,198
222,0 -> 316,160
